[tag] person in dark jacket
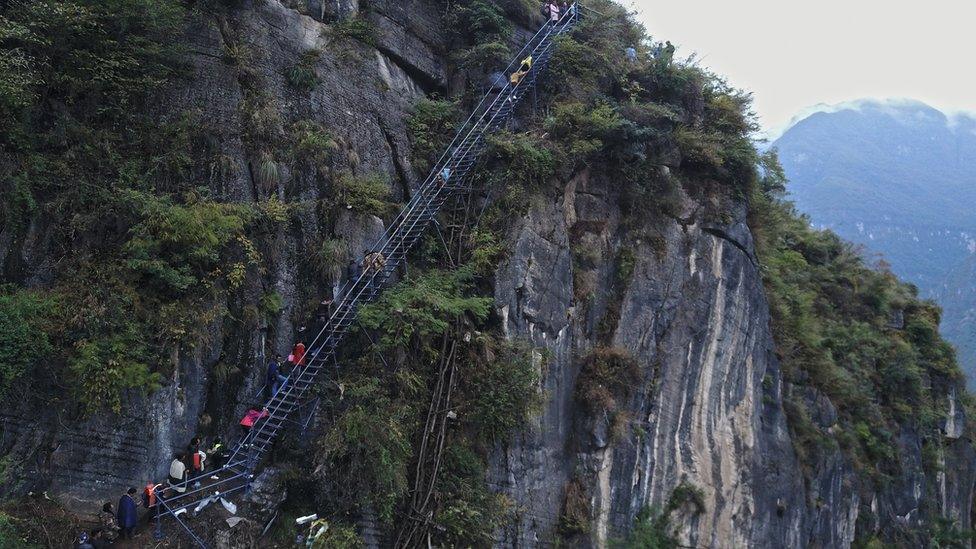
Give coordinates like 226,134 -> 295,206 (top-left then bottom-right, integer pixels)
186,436 -> 206,488
266,354 -> 286,398
660,40 -> 675,66
341,257 -> 363,301
347,258 -> 362,281
117,487 -> 139,539
206,436 -> 228,472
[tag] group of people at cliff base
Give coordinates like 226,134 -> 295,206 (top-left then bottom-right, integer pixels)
75,437 -> 227,547
75,251 -> 395,547
168,436 -> 229,494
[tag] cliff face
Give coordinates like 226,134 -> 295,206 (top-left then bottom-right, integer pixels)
1,1 -> 973,547
0,0 -> 440,507
491,172 -> 805,546
491,167 -> 976,546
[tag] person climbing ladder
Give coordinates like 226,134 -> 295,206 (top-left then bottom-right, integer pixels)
510,55 -> 533,85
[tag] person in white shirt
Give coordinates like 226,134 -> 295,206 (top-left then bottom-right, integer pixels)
169,453 -> 187,493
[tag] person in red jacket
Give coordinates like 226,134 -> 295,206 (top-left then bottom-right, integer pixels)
292,341 -> 306,366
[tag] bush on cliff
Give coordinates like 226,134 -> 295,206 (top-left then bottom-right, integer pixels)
0,288 -> 59,398
750,149 -> 965,482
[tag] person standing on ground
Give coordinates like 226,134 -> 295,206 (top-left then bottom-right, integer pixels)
660,41 -> 675,67
117,487 -> 138,540
207,437 -> 227,473
280,357 -> 293,393
97,502 -> 119,542
142,482 -> 158,521
314,297 -> 334,335
169,453 -> 187,494
625,46 -> 638,63
187,437 -> 206,488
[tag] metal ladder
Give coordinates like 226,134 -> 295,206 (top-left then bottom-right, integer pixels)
152,5 -> 581,543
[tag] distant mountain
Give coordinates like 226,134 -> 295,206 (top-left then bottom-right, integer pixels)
774,99 -> 976,385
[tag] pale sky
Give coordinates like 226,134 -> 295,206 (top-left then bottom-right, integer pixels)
630,0 -> 976,135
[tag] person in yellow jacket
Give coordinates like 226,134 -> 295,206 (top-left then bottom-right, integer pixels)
510,55 -> 533,85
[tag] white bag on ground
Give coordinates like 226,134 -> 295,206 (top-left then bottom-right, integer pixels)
220,497 -> 237,515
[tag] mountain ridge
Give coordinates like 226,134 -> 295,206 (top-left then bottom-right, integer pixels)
774,98 -> 976,386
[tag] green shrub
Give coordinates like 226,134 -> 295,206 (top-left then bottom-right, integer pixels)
0,0 -> 186,228
0,47 -> 36,133
331,18 -> 378,47
462,341 -> 540,443
612,483 -> 704,548
122,191 -> 254,296
284,49 -> 321,91
332,173 -> 394,217
308,522 -> 364,548
454,41 -> 511,71
0,288 -> 59,398
559,477 -> 591,536
445,1 -> 513,72
317,378 -> 412,524
750,149 -> 966,478
358,267 -> 492,353
446,1 -> 512,45
0,0 -> 185,124
0,512 -> 36,549
69,332 -> 162,414
311,237 -> 348,281
545,101 -> 625,170
546,36 -> 607,99
612,506 -> 675,549
259,292 -> 284,319
486,131 -> 555,191
575,347 -> 640,416
257,154 -> 284,187
291,120 -> 340,169
406,99 -> 460,174
929,517 -> 976,548
432,443 -> 510,546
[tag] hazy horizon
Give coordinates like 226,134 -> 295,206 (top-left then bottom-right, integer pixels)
630,0 -> 976,134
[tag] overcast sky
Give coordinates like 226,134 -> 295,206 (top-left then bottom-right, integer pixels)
629,0 -> 976,135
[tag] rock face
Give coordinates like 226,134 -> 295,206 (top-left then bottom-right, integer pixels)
490,167 -> 976,547
491,171 -> 806,546
1,2 -> 974,548
0,0 -> 437,509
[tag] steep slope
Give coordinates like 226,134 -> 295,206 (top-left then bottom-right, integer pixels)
773,100 -> 976,385
0,2 -> 973,548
